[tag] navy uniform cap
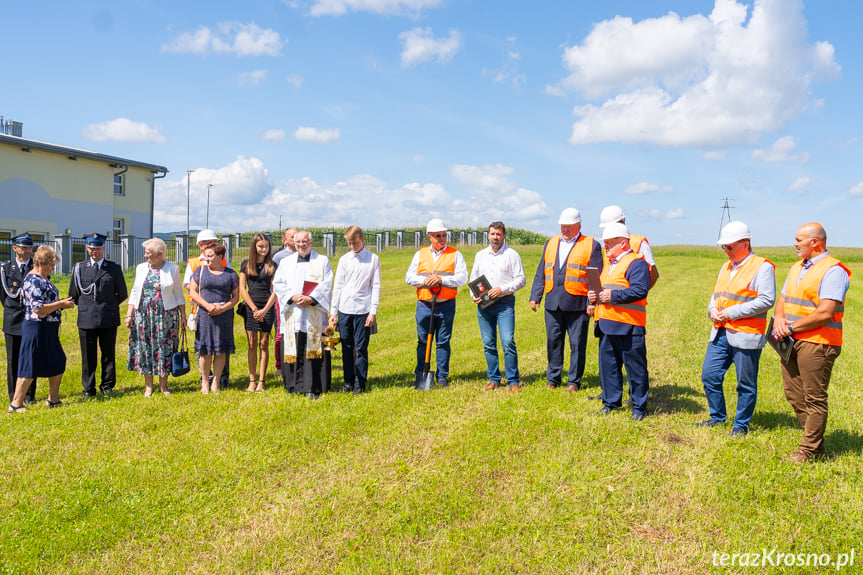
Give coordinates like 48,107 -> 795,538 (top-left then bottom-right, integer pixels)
83,233 -> 108,247
12,233 -> 34,247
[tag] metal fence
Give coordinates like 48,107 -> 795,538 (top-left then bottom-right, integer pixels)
0,228 -> 495,275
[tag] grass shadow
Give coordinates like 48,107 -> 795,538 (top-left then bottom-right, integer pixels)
824,429 -> 863,457
649,383 -> 704,415
750,410 -> 800,431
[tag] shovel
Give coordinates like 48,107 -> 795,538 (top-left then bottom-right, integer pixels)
416,286 -> 441,391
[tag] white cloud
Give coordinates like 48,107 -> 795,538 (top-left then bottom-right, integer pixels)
400,27 -> 461,68
751,136 -> 809,164
641,208 -> 685,220
557,0 -> 839,147
788,176 -> 811,192
81,118 -> 166,143
293,126 -> 342,144
624,182 -> 675,195
238,70 -> 268,86
309,0 -> 444,17
849,182 -> 863,197
154,159 -> 548,232
260,129 -> 286,142
702,151 -> 727,160
483,49 -> 526,88
162,23 -> 283,57
413,154 -> 425,163
285,73 -> 304,88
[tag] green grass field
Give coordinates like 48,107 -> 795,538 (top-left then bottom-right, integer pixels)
2,245 -> 862,574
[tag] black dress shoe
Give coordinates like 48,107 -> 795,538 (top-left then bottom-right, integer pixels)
437,379 -> 449,388
102,389 -> 114,396
632,412 -> 646,422
729,427 -> 748,437
82,391 -> 97,398
342,384 -> 353,393
352,387 -> 364,395
23,398 -> 37,405
598,406 -> 615,415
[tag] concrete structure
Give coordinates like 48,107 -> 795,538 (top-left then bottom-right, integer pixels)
0,131 -> 168,244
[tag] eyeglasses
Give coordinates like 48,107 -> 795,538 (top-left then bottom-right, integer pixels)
429,233 -> 446,238
721,244 -> 736,251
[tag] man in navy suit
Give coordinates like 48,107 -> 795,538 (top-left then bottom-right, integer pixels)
1,233 -> 37,403
69,233 -> 128,396
530,208 -> 603,391
588,223 -> 651,421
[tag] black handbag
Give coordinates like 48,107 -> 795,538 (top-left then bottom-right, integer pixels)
171,329 -> 191,377
237,301 -> 247,319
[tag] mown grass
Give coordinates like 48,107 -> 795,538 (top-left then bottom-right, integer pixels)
1,244 -> 862,574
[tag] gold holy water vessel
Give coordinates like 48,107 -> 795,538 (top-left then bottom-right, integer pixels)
322,325 -> 341,351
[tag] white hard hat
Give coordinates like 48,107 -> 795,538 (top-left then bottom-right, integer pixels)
196,229 -> 218,243
426,218 -> 448,233
601,222 -> 630,241
558,208 -> 582,225
599,205 -> 626,228
717,221 -> 751,245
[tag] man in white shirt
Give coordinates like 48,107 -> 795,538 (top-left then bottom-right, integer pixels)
469,221 -> 526,392
329,226 -> 381,394
273,230 -> 333,399
405,218 -> 468,388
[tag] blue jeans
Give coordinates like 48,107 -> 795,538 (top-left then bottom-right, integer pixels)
476,296 -> 519,385
700,329 -> 762,430
415,299 -> 455,382
338,312 -> 371,390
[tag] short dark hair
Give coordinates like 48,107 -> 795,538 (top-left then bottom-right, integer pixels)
489,221 -> 506,235
206,243 -> 226,258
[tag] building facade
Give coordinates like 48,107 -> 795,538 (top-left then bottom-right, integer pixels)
0,132 -> 168,245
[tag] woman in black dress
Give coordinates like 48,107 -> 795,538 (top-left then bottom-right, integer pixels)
239,233 -> 277,392
189,243 -> 239,394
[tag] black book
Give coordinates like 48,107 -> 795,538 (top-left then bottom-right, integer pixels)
469,275 -> 498,309
766,316 -> 794,364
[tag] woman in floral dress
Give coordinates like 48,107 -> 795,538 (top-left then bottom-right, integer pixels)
126,238 -> 186,397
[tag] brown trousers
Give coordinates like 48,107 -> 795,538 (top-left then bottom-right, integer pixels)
781,340 -> 840,456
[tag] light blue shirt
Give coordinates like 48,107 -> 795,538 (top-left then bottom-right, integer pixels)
708,252 -> 776,350
781,251 -> 850,302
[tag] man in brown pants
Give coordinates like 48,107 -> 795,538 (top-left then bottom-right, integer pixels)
773,223 -> 851,463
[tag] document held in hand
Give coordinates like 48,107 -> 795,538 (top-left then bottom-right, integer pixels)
586,267 -> 602,295
469,274 -> 497,309
766,316 -> 794,364
302,281 -> 318,296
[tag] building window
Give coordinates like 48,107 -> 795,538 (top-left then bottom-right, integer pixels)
113,219 -> 124,242
113,174 -> 125,196
0,231 -> 11,261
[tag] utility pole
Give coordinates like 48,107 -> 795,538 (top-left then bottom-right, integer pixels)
718,197 -> 734,240
206,184 -> 214,229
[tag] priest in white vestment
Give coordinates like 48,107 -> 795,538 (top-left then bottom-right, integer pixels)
273,231 -> 333,398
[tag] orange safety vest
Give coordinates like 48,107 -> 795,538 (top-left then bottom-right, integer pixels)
595,252 -> 647,326
711,255 -> 774,335
543,234 -> 594,296
417,246 -> 458,301
603,233 -> 655,278
783,256 -> 850,346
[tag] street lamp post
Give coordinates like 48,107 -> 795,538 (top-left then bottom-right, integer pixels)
186,169 -> 194,258
206,184 -> 214,229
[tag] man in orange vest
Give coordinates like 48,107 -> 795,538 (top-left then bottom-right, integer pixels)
773,223 -> 851,463
530,208 -> 603,391
405,218 -> 468,388
697,221 -> 775,436
599,205 -> 659,288
587,223 -> 651,420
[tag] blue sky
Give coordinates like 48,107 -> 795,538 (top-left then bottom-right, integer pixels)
3,0 -> 862,246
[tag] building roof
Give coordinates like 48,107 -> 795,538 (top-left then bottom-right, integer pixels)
0,133 -> 168,174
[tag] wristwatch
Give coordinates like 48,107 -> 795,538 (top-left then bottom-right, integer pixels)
788,322 -> 795,333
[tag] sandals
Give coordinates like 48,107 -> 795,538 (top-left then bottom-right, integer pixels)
46,400 -> 63,408
7,403 -> 28,413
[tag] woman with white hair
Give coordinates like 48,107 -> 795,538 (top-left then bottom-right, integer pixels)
126,238 -> 186,397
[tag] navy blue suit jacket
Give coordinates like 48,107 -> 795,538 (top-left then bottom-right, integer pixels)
596,256 -> 650,336
530,235 -> 604,312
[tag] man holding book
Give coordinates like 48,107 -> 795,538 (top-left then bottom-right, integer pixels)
469,221 -> 526,392
273,230 -> 333,398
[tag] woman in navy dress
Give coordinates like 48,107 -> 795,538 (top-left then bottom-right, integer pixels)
239,233 -> 277,392
8,245 -> 74,412
189,243 -> 239,394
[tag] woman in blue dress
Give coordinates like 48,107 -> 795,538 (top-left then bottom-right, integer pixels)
189,243 -> 239,394
8,245 -> 74,412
